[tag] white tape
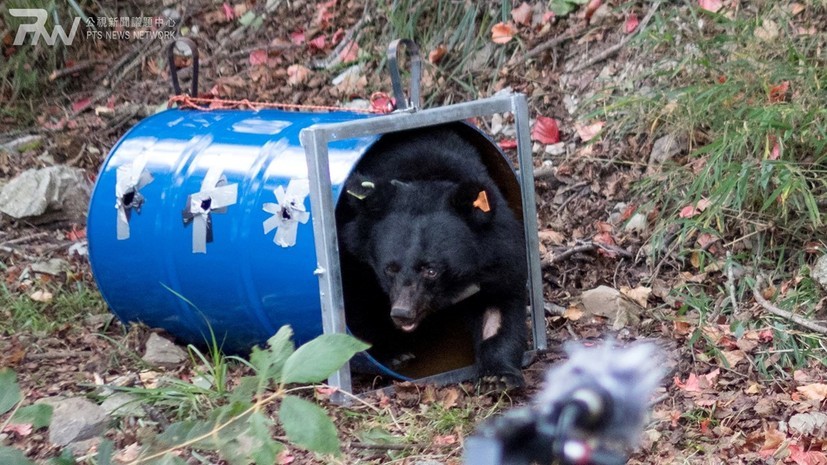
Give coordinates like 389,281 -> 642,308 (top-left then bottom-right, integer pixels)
114,154 -> 154,240
183,166 -> 238,253
262,178 -> 310,247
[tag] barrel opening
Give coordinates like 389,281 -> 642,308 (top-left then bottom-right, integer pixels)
336,122 -> 521,380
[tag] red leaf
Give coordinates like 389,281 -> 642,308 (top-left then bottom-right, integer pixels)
2,423 -> 33,437
698,0 -> 723,13
429,45 -> 447,64
769,81 -> 790,103
337,41 -> 359,63
249,49 -> 268,66
585,0 -> 602,23
331,28 -> 345,45
67,225 -> 86,241
71,97 -> 92,113
491,22 -> 517,44
768,135 -> 781,160
289,30 -> 305,45
222,2 -> 235,20
315,0 -> 336,27
625,13 -> 639,33
511,2 -> 533,26
674,373 -> 702,392
531,116 -> 560,144
433,434 -> 457,446
309,35 -> 326,50
498,138 -> 518,150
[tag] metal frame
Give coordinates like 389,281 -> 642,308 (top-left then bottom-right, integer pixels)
300,92 -> 545,403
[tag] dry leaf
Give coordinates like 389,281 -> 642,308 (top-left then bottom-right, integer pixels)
114,443 -> 141,463
625,13 -> 639,33
249,49 -> 268,66
429,45 -> 447,64
434,434 -> 458,446
620,286 -> 652,308
563,306 -> 584,321
511,2 -> 533,26
531,116 -> 560,144
574,121 -> 605,142
491,22 -> 517,44
29,290 -> 53,303
538,229 -> 565,246
720,350 -> 746,368
287,65 -> 311,86
797,383 -> 827,401
440,387 -> 460,409
698,0 -> 723,13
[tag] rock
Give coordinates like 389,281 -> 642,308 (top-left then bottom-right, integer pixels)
813,255 -> 827,293
580,285 -> 642,330
0,165 -> 90,222
101,393 -> 144,418
544,142 -> 566,156
648,134 -> 685,168
624,213 -> 649,234
142,333 -> 187,368
45,397 -> 109,446
31,258 -> 69,276
67,437 -> 102,457
788,412 -> 827,436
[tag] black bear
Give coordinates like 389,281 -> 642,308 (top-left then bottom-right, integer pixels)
337,124 -> 527,389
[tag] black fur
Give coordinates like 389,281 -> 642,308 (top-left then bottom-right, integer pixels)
338,126 -> 527,388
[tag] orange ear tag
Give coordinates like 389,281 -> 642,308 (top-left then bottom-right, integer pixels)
473,190 -> 491,212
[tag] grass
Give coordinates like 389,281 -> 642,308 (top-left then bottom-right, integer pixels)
582,1 -> 827,370
368,0 -> 518,106
0,282 -> 108,334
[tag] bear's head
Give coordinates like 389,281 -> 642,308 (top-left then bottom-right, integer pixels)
342,176 -> 497,332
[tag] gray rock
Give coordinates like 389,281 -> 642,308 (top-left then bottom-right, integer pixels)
648,134 -> 685,167
46,397 -> 109,446
624,213 -> 649,234
813,255 -> 827,293
142,333 -> 188,368
67,437 -> 102,457
100,392 -> 144,418
31,258 -> 69,276
0,165 -> 90,222
581,285 -> 641,330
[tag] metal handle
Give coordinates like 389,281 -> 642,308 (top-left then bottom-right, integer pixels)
387,39 -> 422,111
168,37 -> 199,96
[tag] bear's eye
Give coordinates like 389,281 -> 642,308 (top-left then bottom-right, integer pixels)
421,266 -> 438,279
385,263 -> 400,275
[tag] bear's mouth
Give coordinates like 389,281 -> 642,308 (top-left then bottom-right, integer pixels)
392,317 -> 422,333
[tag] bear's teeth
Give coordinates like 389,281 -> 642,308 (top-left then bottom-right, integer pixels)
401,323 -> 417,332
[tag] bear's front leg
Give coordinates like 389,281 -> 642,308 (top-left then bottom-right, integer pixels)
474,300 -> 527,391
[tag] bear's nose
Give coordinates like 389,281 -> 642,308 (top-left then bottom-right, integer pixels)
390,306 -> 415,320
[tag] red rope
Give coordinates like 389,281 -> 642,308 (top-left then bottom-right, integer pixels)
167,93 -> 395,114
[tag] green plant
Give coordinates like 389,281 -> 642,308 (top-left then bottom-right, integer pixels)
0,283 -> 108,334
548,0 -> 588,17
0,369 -> 53,465
117,326 -> 369,465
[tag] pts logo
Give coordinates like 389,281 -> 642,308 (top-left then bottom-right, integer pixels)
10,9 -> 81,46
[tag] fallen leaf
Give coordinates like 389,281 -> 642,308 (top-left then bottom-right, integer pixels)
755,19 -> 780,42
769,81 -> 790,103
563,306 -> 584,321
287,65 -> 311,86
574,120 -> 605,142
249,49 -> 268,66
67,225 -> 86,241
290,30 -> 305,45
797,383 -> 827,401
434,434 -> 457,446
309,35 -> 326,50
768,135 -> 781,160
71,97 -> 92,113
511,2 -> 533,26
491,22 -> 518,44
789,444 -> 827,465
620,286 -> 652,308
114,443 -> 141,462
29,290 -> 53,303
675,373 -> 702,392
698,0 -> 723,13
277,449 -> 295,465
338,40 -> 359,64
2,423 -> 32,436
222,3 -> 235,20
538,229 -> 565,246
440,387 -> 460,409
531,116 -> 560,144
678,198 -> 711,218
429,45 -> 447,64
315,386 -> 338,397
498,138 -> 517,150
625,13 -> 639,33
720,350 -> 746,368
584,0 -> 601,23
314,0 -> 336,28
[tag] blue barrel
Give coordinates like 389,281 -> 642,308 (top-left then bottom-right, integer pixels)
88,108 -> 521,379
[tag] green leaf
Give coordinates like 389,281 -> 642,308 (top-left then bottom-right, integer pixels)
0,369 -> 21,416
238,11 -> 257,27
0,447 -> 35,465
96,440 -> 114,465
145,456 -> 187,465
250,326 -> 295,388
47,449 -> 76,465
249,412 -> 283,465
279,395 -> 339,455
281,333 -> 369,384
11,404 -> 53,429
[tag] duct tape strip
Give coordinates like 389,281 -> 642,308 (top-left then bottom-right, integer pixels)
114,154 -> 154,240
182,166 -> 238,253
262,178 -> 310,247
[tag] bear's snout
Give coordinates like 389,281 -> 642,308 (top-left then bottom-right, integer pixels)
390,285 -> 422,332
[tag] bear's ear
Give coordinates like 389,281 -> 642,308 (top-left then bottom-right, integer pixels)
344,174 -> 395,217
450,181 -> 496,226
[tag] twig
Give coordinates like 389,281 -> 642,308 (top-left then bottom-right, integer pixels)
752,277 -> 827,335
49,60 -> 102,81
725,251 -> 738,312
533,160 -> 555,179
542,243 -> 596,267
570,1 -> 663,73
0,231 -> 52,247
525,29 -> 580,59
26,350 -> 93,360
